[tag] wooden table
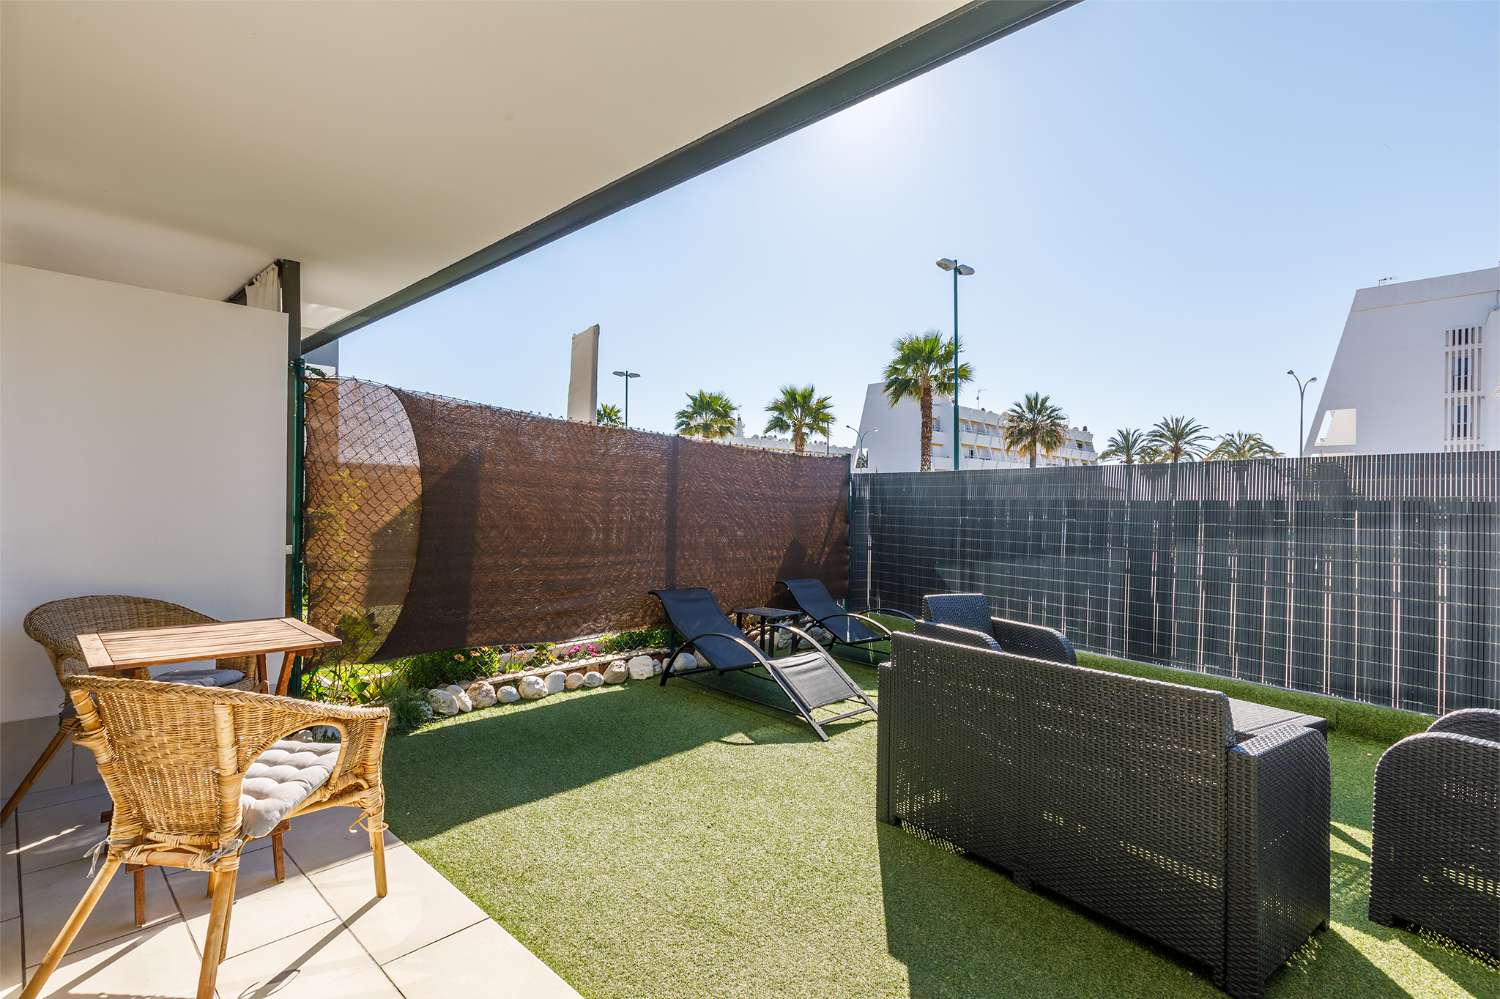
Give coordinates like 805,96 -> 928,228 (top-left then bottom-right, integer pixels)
79,617 -> 340,695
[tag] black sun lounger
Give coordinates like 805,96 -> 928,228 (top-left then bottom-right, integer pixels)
649,587 -> 876,741
774,578 -> 915,661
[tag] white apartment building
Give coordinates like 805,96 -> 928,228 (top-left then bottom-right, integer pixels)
854,382 -> 1096,472
1307,267 -> 1500,456
726,419 -> 854,458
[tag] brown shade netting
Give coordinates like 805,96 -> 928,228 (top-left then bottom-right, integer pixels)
303,377 -> 849,662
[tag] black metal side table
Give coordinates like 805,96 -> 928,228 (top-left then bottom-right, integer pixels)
733,606 -> 800,655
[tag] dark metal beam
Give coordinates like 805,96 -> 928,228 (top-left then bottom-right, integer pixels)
302,1 -> 1076,354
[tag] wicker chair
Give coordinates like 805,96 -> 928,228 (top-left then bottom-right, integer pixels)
20,675 -> 389,999
1369,708 -> 1499,956
3,595 -> 264,826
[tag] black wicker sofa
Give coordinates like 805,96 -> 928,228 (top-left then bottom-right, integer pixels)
877,631 -> 1331,999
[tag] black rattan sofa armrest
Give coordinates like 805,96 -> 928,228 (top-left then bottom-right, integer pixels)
1225,724 -> 1331,999
913,619 -> 1001,651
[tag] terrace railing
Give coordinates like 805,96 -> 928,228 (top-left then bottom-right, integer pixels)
850,453 -> 1500,714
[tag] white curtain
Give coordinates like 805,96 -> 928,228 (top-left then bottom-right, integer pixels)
244,263 -> 281,311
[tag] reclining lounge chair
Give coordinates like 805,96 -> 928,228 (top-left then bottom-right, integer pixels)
650,587 -> 876,741
774,577 -> 915,662
919,592 -> 1077,664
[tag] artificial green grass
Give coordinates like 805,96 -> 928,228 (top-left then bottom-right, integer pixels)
383,663 -> 1496,999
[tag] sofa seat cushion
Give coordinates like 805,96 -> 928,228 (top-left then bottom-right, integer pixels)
153,665 -> 246,687
240,740 -> 340,839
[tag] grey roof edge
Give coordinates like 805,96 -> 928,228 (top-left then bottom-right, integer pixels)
302,1 -> 1079,354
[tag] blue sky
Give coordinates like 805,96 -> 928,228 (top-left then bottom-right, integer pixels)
343,1 -> 1499,455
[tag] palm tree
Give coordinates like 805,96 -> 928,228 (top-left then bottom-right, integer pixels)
1099,427 -> 1148,464
1144,415 -> 1213,463
595,403 -> 623,427
674,390 -> 737,440
1207,431 -> 1282,461
882,330 -> 974,472
1000,393 -> 1069,468
763,385 -> 834,454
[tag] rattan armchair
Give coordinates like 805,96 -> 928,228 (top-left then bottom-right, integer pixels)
20,675 -> 389,999
1369,708 -> 1499,956
3,595 -> 263,826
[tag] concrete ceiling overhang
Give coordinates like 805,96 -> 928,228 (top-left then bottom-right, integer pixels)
1,1 -> 1072,341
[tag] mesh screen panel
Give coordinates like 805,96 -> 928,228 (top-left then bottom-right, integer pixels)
304,377 -> 849,661
851,454 -> 1500,714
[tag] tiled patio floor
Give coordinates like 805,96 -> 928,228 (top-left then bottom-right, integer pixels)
1,779 -> 579,998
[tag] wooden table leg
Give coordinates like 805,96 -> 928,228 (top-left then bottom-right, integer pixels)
128,865 -> 146,926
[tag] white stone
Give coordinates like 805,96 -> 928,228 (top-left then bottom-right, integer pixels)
544,670 -> 568,694
519,675 -> 548,699
774,630 -> 794,650
466,681 -> 497,708
670,652 -> 697,675
603,662 -> 629,684
583,670 -> 605,688
497,684 -> 521,704
427,687 -> 461,716
627,655 -> 655,681
564,671 -> 585,690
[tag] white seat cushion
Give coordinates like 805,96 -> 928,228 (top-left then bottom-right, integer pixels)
240,740 -> 340,839
153,665 -> 246,687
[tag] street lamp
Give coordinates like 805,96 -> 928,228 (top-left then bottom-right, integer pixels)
936,258 -> 975,471
611,369 -> 641,427
846,423 -> 878,471
1286,370 -> 1317,458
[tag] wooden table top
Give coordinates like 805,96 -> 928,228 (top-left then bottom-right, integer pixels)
79,617 -> 340,672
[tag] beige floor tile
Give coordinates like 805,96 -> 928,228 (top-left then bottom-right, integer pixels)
279,806 -> 399,876
22,858 -> 175,957
0,860 -> 16,922
1,918 -> 19,991
14,779 -> 105,815
12,791 -> 112,874
170,847 -> 337,961
213,919 -> 401,999
18,919 -> 198,998
303,843 -> 485,965
382,919 -> 580,998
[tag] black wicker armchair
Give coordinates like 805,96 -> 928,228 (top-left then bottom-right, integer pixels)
919,592 -> 1077,664
878,632 -> 1330,999
1369,708 -> 1499,956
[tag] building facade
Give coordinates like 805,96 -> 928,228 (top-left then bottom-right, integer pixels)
726,419 -> 853,458
854,382 -> 1096,472
1307,267 -> 1500,456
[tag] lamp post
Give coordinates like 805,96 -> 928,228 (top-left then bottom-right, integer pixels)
846,423 -> 878,472
1286,369 -> 1317,458
936,258 -> 975,471
611,369 -> 641,427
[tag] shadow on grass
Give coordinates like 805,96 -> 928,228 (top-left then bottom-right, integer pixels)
382,670 -> 875,843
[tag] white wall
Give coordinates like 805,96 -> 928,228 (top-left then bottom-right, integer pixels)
1307,267 -> 1500,456
1,264 -> 287,722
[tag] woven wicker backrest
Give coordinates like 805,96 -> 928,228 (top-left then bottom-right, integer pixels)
23,595 -> 219,682
61,675 -> 358,852
921,593 -> 994,636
